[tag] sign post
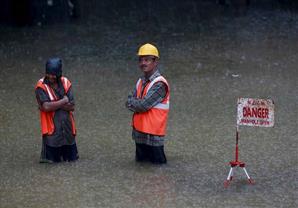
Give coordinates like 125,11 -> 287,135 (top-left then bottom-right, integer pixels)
224,98 -> 274,187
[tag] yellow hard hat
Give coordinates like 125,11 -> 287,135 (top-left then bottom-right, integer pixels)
137,43 -> 159,58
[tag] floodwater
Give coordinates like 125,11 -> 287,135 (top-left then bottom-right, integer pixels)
0,5 -> 298,208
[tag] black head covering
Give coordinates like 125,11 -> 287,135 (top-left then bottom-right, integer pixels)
45,58 -> 62,77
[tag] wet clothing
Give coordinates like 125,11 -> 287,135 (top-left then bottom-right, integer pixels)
40,141 -> 78,163
126,70 -> 169,164
135,144 -> 167,164
35,77 -> 79,163
35,77 -> 76,136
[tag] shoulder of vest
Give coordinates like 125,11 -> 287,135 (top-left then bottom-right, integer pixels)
136,78 -> 142,87
61,77 -> 72,93
152,76 -> 168,85
61,76 -> 69,81
144,76 -> 169,93
61,76 -> 72,85
35,78 -> 46,89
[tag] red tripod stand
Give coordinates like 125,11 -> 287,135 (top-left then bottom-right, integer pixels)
224,127 -> 255,187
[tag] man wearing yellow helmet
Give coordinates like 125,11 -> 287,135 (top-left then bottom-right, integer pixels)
126,43 -> 170,164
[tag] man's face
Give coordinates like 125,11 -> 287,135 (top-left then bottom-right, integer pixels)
45,73 -> 57,84
138,55 -> 158,74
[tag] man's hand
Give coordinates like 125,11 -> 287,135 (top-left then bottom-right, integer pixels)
61,102 -> 75,111
40,95 -> 70,112
126,94 -> 135,112
62,95 -> 69,104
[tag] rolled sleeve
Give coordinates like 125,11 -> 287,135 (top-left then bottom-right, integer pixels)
35,88 -> 50,105
66,86 -> 75,104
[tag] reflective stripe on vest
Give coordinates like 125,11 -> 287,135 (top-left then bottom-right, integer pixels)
38,78 -> 58,101
133,75 -> 170,136
38,77 -> 71,101
154,103 -> 169,109
61,77 -> 71,92
145,76 -> 170,110
135,76 -> 170,108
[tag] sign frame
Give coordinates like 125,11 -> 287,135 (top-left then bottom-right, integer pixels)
237,98 -> 274,128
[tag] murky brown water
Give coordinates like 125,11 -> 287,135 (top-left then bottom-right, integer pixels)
0,5 -> 297,208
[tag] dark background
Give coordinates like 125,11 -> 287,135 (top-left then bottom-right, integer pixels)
1,0 -> 298,26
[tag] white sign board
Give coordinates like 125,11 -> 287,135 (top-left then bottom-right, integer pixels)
237,98 -> 274,127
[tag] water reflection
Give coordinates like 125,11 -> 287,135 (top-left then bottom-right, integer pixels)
132,169 -> 176,207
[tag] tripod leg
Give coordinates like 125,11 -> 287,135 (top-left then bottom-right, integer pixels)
224,167 -> 234,187
230,167 -> 234,180
242,167 -> 255,184
227,167 -> 234,181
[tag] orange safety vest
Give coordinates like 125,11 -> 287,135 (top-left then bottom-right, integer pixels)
35,76 -> 76,136
132,76 -> 170,136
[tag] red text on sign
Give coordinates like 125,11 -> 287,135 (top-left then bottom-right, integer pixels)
243,107 -> 269,119
240,119 -> 270,126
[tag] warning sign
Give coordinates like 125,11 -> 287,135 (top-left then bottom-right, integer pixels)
237,98 -> 274,127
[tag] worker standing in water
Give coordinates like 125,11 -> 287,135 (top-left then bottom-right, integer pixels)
35,58 -> 79,163
126,43 -> 170,164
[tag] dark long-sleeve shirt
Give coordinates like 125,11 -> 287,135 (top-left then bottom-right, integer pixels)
35,78 -> 75,147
